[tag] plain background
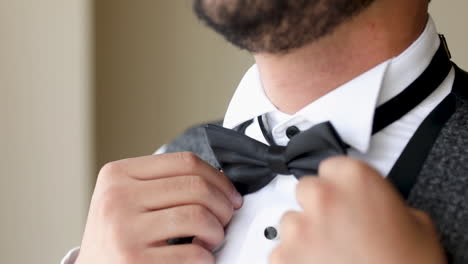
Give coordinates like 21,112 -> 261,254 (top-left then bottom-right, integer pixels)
1,1 -> 468,263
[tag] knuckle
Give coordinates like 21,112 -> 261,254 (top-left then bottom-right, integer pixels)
178,152 -> 202,171
188,204 -> 211,223
188,175 -> 211,195
300,180 -> 333,209
185,205 -> 224,245
99,161 -> 125,182
186,176 -> 233,225
100,161 -> 123,176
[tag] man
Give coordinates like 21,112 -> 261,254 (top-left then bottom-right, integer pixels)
62,0 -> 468,263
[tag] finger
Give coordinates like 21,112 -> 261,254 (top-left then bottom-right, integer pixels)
136,175 -> 234,226
270,245 -> 288,264
106,153 -> 242,207
279,211 -> 308,243
143,244 -> 215,264
296,176 -> 334,212
318,156 -> 373,179
318,157 -> 405,209
113,152 -> 222,180
318,156 -> 387,190
140,204 -> 225,250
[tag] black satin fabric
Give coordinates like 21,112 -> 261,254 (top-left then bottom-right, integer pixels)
205,122 -> 347,195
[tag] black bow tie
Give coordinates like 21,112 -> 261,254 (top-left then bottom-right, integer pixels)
204,39 -> 451,196
205,121 -> 347,195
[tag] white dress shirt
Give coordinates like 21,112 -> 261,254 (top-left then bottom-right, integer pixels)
61,17 -> 454,264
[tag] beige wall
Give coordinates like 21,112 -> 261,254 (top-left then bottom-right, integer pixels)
1,0 -> 93,263
430,1 -> 468,69
94,0 -> 253,166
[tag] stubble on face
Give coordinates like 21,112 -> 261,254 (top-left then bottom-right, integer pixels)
193,0 -> 375,54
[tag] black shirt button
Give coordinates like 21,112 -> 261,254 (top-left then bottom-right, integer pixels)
286,126 -> 300,139
264,226 -> 278,240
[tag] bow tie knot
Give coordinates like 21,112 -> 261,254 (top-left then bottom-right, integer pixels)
267,145 -> 290,175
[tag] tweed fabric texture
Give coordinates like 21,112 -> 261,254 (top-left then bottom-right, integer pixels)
407,97 -> 468,263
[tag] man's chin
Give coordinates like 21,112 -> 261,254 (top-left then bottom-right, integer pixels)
193,0 -> 376,53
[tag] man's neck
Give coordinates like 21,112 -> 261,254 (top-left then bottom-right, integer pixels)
254,0 -> 429,114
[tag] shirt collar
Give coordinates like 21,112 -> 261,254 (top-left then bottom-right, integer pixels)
223,17 -> 441,153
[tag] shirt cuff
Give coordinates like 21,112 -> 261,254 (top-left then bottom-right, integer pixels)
153,144 -> 167,155
60,247 -> 80,264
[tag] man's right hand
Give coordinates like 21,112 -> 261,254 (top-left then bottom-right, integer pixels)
75,152 -> 243,264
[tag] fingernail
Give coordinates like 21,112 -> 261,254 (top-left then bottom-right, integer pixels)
231,189 -> 243,208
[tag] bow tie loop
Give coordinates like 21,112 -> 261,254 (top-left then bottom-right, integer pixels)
266,145 -> 290,175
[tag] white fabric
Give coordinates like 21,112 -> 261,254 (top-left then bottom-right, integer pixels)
154,144 -> 167,154
61,17 -> 454,264
60,247 -> 80,264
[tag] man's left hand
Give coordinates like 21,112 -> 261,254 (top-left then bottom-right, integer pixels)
270,157 -> 446,264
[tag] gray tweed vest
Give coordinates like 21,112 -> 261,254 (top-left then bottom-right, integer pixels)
164,65 -> 468,263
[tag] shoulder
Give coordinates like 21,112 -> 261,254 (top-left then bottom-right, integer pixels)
446,65 -> 468,145
408,70 -> 468,262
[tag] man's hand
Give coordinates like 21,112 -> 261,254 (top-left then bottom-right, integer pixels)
75,152 -> 242,264
270,157 -> 446,264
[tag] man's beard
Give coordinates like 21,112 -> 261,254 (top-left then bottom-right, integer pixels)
193,0 -> 375,53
